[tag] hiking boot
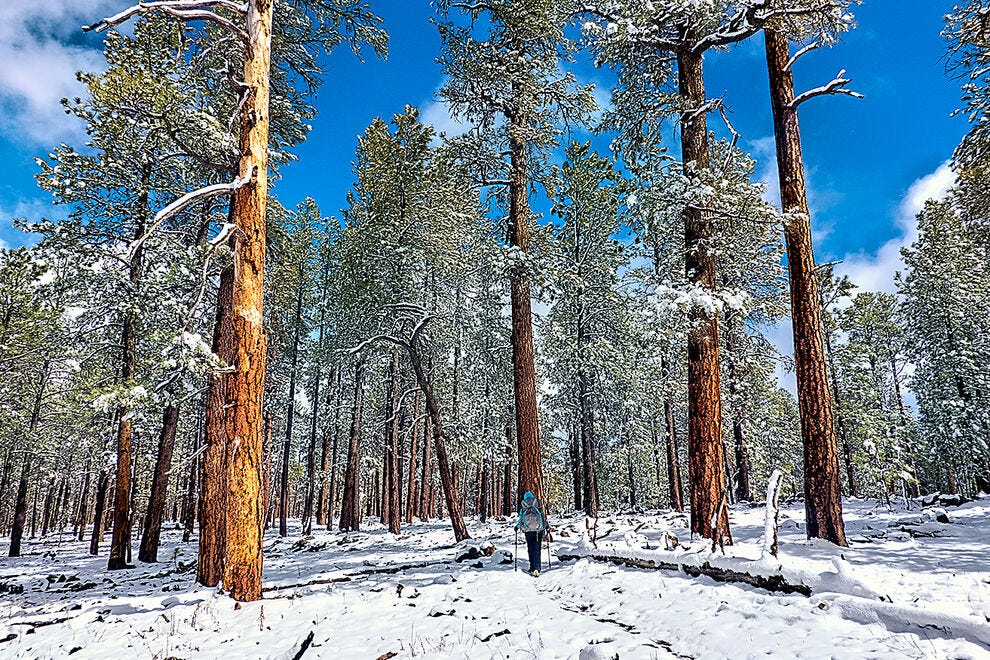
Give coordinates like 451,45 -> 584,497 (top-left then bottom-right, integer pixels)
532,570 -> 540,577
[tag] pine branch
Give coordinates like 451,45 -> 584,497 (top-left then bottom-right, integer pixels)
84,1 -> 249,43
790,69 -> 864,108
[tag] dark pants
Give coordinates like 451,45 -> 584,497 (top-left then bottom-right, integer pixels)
524,530 -> 544,572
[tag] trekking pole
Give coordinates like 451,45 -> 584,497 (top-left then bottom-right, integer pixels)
514,527 -> 519,572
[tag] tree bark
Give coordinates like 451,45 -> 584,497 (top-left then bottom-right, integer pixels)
139,402 -> 180,563
764,28 -> 846,546
89,470 -> 109,556
339,361 -> 365,532
677,44 -> 731,545
198,263 -> 234,587
8,456 -> 32,557
507,101 -> 544,504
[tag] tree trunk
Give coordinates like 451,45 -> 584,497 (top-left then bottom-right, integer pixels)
8,456 -> 32,557
405,393 -> 420,524
479,459 -> 490,523
198,263 -> 235,587
569,425 -> 582,511
764,28 -> 846,546
507,102 -> 544,504
303,367 -> 321,535
406,340 -> 469,541
76,460 -> 92,542
139,402 -> 180,563
89,471 -> 109,556
419,415 -> 433,523
219,0 -> 274,602
280,280 -> 304,537
108,162 -> 151,571
502,459 -> 512,516
315,367 -> 337,527
339,361 -> 365,532
677,44 -> 731,545
41,477 -> 55,537
382,353 -> 401,534
579,369 -> 600,516
326,378 -> 343,529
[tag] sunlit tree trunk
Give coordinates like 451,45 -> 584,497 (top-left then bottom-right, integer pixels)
764,28 -> 846,546
677,43 -> 731,544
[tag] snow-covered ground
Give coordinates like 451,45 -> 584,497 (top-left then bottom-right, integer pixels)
1,497 -> 988,659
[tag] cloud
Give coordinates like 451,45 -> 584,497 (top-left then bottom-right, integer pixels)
749,135 -> 837,244
835,162 -> 955,293
0,197 -> 62,248
419,97 -> 472,140
0,0 -> 118,146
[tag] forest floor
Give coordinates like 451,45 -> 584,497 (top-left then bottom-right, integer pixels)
1,497 -> 988,659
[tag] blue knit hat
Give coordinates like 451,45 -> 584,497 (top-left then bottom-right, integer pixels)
523,491 -> 535,500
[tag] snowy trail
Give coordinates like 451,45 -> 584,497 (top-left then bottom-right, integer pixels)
1,498 -> 989,659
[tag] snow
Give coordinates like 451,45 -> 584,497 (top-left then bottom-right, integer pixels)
1,498 -> 989,658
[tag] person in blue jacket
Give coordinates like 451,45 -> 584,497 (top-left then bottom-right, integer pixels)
516,491 -> 550,576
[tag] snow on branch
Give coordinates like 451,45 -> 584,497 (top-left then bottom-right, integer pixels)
129,171 -> 253,258
84,0 -> 249,43
790,69 -> 864,108
785,41 -> 821,72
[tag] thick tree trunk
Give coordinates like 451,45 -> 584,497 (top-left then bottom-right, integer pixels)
507,104 -> 544,504
89,471 -> 109,555
677,44 -> 731,545
198,263 -> 235,587
764,28 -> 846,546
139,403 -> 180,563
219,0 -> 274,602
339,361 -> 365,532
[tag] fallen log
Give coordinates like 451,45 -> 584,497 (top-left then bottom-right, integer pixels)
555,551 -> 811,596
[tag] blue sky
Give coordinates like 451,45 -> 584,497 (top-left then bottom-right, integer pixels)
0,0 -> 968,297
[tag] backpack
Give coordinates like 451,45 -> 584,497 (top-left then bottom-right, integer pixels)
519,498 -> 544,533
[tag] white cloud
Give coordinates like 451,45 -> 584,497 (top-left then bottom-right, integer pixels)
0,197 -> 62,248
419,97 -> 472,140
835,162 -> 955,293
0,0 -> 119,146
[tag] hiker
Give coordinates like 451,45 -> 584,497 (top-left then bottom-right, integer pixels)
516,491 -> 550,576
